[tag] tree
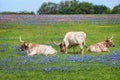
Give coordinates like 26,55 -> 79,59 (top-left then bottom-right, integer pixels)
19,11 -> 35,15
59,0 -> 79,14
94,5 -> 111,14
37,0 -> 114,14
59,7 -> 75,14
112,4 -> 120,14
37,2 -> 48,14
37,2 -> 59,14
76,2 -> 94,14
0,11 -> 35,15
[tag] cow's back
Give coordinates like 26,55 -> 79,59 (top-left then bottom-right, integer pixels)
63,32 -> 86,45
37,45 -> 57,54
28,44 -> 57,55
87,42 -> 109,52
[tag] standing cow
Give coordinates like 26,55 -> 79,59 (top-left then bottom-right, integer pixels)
54,32 -> 86,55
87,35 -> 115,53
19,37 -> 57,56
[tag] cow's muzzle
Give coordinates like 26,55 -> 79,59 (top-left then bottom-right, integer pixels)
19,48 -> 24,51
60,50 -> 66,53
113,45 -> 115,47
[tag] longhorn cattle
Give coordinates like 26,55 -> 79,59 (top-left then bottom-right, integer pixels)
87,35 -> 115,53
19,37 -> 57,56
54,32 -> 86,55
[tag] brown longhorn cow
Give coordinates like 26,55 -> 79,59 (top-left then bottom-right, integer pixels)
87,35 -> 115,53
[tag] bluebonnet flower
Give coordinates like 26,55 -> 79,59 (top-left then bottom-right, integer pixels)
109,50 -> 120,62
1,58 -> 13,63
67,55 -> 96,62
42,56 -> 59,64
0,63 -> 10,67
43,66 -> 59,72
0,44 -> 9,47
1,15 -> 120,24
0,45 -> 120,73
0,50 -> 5,53
18,56 -> 31,64
61,66 -> 71,72
67,55 -> 83,62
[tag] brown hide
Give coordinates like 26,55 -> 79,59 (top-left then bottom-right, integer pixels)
88,38 -> 115,53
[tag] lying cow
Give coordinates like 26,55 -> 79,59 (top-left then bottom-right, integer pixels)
87,35 -> 115,53
19,37 -> 57,56
54,32 -> 86,55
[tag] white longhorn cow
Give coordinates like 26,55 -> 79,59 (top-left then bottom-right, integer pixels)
54,32 -> 86,55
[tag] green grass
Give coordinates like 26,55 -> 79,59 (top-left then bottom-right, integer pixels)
0,22 -> 120,80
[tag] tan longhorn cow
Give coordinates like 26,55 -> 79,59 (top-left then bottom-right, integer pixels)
19,36 -> 57,56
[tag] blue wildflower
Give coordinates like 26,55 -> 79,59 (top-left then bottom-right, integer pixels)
109,50 -> 120,62
44,66 -> 60,72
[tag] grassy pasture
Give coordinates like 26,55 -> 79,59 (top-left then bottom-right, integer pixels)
0,15 -> 120,80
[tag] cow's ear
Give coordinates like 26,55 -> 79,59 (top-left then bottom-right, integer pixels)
63,43 -> 66,46
25,43 -> 28,46
105,39 -> 109,42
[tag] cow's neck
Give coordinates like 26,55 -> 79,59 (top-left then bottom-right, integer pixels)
102,41 -> 108,47
25,43 -> 30,50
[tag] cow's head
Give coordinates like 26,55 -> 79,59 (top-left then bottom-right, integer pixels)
105,35 -> 115,47
19,36 -> 29,51
54,42 -> 66,52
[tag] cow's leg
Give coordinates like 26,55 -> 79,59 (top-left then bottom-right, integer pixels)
45,54 -> 48,56
103,48 -> 110,53
79,44 -> 84,55
28,53 -> 36,56
73,47 -> 75,54
65,43 -> 69,54
65,48 -> 68,54
80,48 -> 84,55
108,50 -> 110,53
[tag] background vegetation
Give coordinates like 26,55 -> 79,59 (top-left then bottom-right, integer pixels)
0,11 -> 35,15
37,0 -> 120,14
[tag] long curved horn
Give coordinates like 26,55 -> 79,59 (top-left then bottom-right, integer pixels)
53,41 -> 61,46
19,36 -> 25,43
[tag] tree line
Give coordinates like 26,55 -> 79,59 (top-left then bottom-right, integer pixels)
37,0 -> 120,14
0,11 -> 35,15
0,0 -> 120,15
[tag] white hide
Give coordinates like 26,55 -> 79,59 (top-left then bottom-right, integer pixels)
27,43 -> 57,56
63,32 -> 86,54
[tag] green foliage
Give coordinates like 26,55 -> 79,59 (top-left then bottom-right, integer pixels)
37,2 -> 59,14
37,0 -> 117,14
0,11 -> 35,15
59,7 -> 76,14
0,12 -> 18,14
59,0 -> 79,14
76,2 -> 94,14
19,11 -> 35,15
112,4 -> 120,14
94,5 -> 111,14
